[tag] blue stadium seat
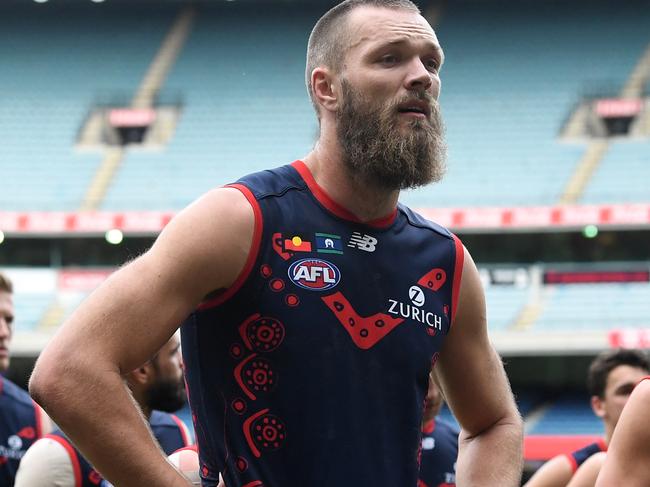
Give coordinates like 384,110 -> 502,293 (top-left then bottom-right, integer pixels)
0,2 -> 175,210
534,282 -> 650,331
529,393 -> 603,435
582,141 -> 650,204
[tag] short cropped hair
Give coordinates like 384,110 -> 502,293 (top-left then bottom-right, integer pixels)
587,349 -> 650,398
305,0 -> 421,116
0,272 -> 13,294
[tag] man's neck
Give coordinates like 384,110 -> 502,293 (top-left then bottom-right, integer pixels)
303,142 -> 399,223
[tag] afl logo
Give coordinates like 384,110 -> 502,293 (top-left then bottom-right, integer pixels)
288,258 -> 341,291
409,286 -> 425,307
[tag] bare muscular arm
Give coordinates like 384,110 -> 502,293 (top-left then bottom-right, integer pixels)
566,452 -> 606,487
596,379 -> 650,486
435,246 -> 523,486
524,455 -> 576,487
29,188 -> 255,487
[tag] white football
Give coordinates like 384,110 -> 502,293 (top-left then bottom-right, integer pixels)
168,447 -> 201,485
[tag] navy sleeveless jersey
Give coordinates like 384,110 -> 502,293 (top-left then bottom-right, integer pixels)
48,411 -> 189,487
150,411 -> 191,455
0,376 -> 43,486
565,439 -> 607,473
181,161 -> 464,487
418,417 -> 458,487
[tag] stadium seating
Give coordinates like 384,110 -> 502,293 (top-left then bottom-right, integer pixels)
12,293 -> 51,333
485,286 -> 529,331
0,2 -> 175,210
3,2 -> 648,211
533,282 -> 650,331
528,394 -> 603,435
581,140 -> 650,204
403,2 -> 650,208
102,5 -> 318,210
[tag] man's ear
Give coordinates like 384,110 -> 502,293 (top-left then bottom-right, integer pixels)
127,362 -> 153,386
311,67 -> 340,113
591,395 -> 606,418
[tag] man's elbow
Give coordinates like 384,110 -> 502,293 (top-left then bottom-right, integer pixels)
462,405 -> 523,441
500,407 -> 524,439
29,350 -> 73,414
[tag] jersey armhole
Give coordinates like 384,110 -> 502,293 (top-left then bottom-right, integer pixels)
564,452 -> 579,473
170,414 -> 192,447
197,183 -> 263,310
450,234 -> 465,328
44,435 -> 83,487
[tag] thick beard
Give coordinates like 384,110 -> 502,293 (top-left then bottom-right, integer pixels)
145,377 -> 187,413
336,79 -> 447,191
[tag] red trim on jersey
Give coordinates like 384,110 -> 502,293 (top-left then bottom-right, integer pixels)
422,419 -> 436,434
565,452 -> 579,473
637,376 -> 650,386
564,438 -> 607,472
45,434 -> 83,487
32,401 -> 44,438
170,414 -> 191,447
291,160 -> 398,228
450,234 -> 465,326
197,184 -> 263,310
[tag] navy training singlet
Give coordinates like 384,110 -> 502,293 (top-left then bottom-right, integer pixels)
150,410 -> 192,456
418,417 -> 458,487
182,161 -> 464,487
47,411 -> 190,487
0,376 -> 44,486
565,439 -> 607,473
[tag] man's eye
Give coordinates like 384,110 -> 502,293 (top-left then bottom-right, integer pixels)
380,55 -> 398,65
617,385 -> 635,396
425,58 -> 440,71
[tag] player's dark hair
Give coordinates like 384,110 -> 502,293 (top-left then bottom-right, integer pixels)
306,0 -> 421,118
587,349 -> 650,398
0,272 -> 13,294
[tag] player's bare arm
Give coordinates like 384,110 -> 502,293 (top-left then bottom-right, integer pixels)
29,187 -> 255,487
595,379 -> 650,486
435,246 -> 523,486
524,455 -> 576,487
566,452 -> 606,487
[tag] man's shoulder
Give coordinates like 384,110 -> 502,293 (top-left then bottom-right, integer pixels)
234,161 -> 305,200
0,376 -> 33,408
149,410 -> 178,428
397,203 -> 454,240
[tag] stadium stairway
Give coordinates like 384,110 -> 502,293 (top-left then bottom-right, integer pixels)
80,6 -> 196,211
560,41 -> 650,204
510,286 -> 555,332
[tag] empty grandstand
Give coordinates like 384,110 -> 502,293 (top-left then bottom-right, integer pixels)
1,0 -> 649,484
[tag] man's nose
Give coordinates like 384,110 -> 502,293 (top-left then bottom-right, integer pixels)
0,318 -> 11,339
405,58 -> 433,91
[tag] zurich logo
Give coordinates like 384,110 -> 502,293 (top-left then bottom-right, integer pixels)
288,258 -> 341,291
8,435 -> 22,450
409,286 -> 425,307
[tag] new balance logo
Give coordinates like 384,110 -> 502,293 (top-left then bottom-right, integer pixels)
347,233 -> 378,252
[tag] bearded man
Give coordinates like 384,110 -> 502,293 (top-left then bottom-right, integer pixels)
29,1 -> 523,486
15,334 -> 191,487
